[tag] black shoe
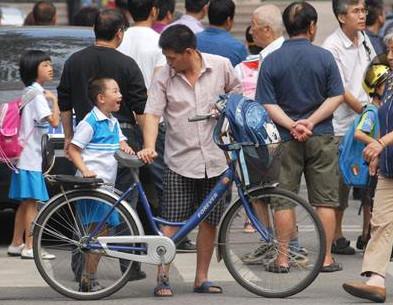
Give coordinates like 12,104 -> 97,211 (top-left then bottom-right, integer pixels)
332,237 -> 355,255
176,239 -> 196,253
128,263 -> 146,282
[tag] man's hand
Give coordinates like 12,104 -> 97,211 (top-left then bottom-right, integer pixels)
120,141 -> 135,155
64,138 -> 72,160
137,148 -> 158,164
291,120 -> 313,142
81,168 -> 96,178
363,140 -> 384,163
369,157 -> 379,176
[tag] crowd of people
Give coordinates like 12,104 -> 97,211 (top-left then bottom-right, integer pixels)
4,0 -> 393,302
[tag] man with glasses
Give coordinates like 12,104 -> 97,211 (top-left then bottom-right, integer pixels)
322,0 -> 376,256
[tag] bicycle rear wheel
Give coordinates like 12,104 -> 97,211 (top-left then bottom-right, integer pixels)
33,189 -> 141,300
219,186 -> 325,298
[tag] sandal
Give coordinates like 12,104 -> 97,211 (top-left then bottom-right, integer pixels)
265,261 -> 290,273
320,260 -> 343,272
193,281 -> 223,293
243,221 -> 256,233
154,274 -> 173,297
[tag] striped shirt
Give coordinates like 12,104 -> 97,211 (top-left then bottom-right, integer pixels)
71,107 -> 126,184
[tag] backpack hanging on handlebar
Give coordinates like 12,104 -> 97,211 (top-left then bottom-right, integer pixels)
224,93 -> 280,186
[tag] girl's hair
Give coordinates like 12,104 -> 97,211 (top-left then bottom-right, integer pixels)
19,50 -> 51,86
88,77 -> 114,105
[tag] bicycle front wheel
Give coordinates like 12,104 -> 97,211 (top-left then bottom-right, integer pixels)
33,189 -> 141,300
219,187 -> 325,298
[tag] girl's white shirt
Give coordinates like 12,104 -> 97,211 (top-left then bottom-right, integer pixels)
17,82 -> 52,172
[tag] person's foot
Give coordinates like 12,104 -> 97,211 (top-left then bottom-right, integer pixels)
343,281 -> 386,303
176,239 -> 196,253
128,263 -> 146,281
7,244 -> 25,257
332,237 -> 355,255
243,221 -> 256,233
241,243 -> 276,265
20,247 -> 34,259
154,274 -> 173,297
320,259 -> 343,272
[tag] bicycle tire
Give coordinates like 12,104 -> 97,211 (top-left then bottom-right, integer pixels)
218,186 -> 326,298
33,189 -> 140,300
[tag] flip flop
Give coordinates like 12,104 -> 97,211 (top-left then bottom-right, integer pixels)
265,261 -> 290,273
153,276 -> 174,297
320,260 -> 343,272
193,281 -> 223,294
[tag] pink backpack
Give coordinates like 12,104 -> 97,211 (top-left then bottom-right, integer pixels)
0,89 -> 40,170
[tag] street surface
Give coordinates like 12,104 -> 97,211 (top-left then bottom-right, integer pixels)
1,191 -> 392,305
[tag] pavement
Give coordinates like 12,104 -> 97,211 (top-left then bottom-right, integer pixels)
2,194 -> 393,305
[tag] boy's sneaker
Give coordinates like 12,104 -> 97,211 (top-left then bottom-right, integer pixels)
241,243 -> 276,265
332,237 -> 355,255
20,247 -> 34,259
7,244 -> 25,257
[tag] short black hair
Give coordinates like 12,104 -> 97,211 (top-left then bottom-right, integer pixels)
159,24 -> 196,53
72,6 -> 99,26
366,0 -> 384,26
208,0 -> 235,26
19,50 -> 51,86
127,0 -> 157,22
283,1 -> 318,37
156,0 -> 175,21
94,8 -> 126,41
185,0 -> 209,13
32,1 -> 56,25
88,77 -> 113,105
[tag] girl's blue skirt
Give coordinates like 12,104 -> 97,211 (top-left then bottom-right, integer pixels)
9,169 -> 49,202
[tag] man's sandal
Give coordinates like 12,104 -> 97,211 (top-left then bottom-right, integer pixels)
153,274 -> 173,297
193,281 -> 223,293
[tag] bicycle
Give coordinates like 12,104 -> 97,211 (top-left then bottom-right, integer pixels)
33,94 -> 326,300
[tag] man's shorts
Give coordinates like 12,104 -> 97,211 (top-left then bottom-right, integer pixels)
275,135 -> 339,209
161,168 -> 225,226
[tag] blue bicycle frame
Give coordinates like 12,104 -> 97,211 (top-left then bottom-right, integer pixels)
87,157 -> 271,253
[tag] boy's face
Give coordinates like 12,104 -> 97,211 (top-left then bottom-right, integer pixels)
37,60 -> 53,83
97,79 -> 122,114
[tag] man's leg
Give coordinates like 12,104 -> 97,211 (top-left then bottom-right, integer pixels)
194,221 -> 219,289
333,136 -> 355,255
316,207 -> 336,266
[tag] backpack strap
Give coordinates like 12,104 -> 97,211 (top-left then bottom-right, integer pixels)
21,87 -> 41,110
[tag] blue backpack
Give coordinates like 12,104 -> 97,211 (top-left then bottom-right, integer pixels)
338,104 -> 380,187
224,93 -> 280,186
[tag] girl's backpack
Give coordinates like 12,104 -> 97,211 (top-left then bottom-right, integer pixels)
224,93 -> 280,186
338,104 -> 380,187
0,88 -> 40,170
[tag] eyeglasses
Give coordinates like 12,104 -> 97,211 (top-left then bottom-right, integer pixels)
348,8 -> 368,16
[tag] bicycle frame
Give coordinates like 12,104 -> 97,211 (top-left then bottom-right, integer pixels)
87,154 -> 272,255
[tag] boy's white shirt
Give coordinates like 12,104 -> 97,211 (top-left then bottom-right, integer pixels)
17,82 -> 52,172
71,106 -> 126,184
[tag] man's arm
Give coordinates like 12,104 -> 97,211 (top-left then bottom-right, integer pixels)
61,110 -> 74,159
264,104 -> 312,141
344,90 -> 364,114
296,95 -> 344,131
137,114 -> 160,163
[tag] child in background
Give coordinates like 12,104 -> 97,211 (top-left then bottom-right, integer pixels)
355,64 -> 390,250
7,50 -> 60,259
68,77 -> 134,292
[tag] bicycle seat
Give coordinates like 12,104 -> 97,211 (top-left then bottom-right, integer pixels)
48,175 -> 104,186
114,151 -> 145,168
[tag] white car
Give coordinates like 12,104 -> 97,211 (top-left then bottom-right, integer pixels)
0,7 -> 24,25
